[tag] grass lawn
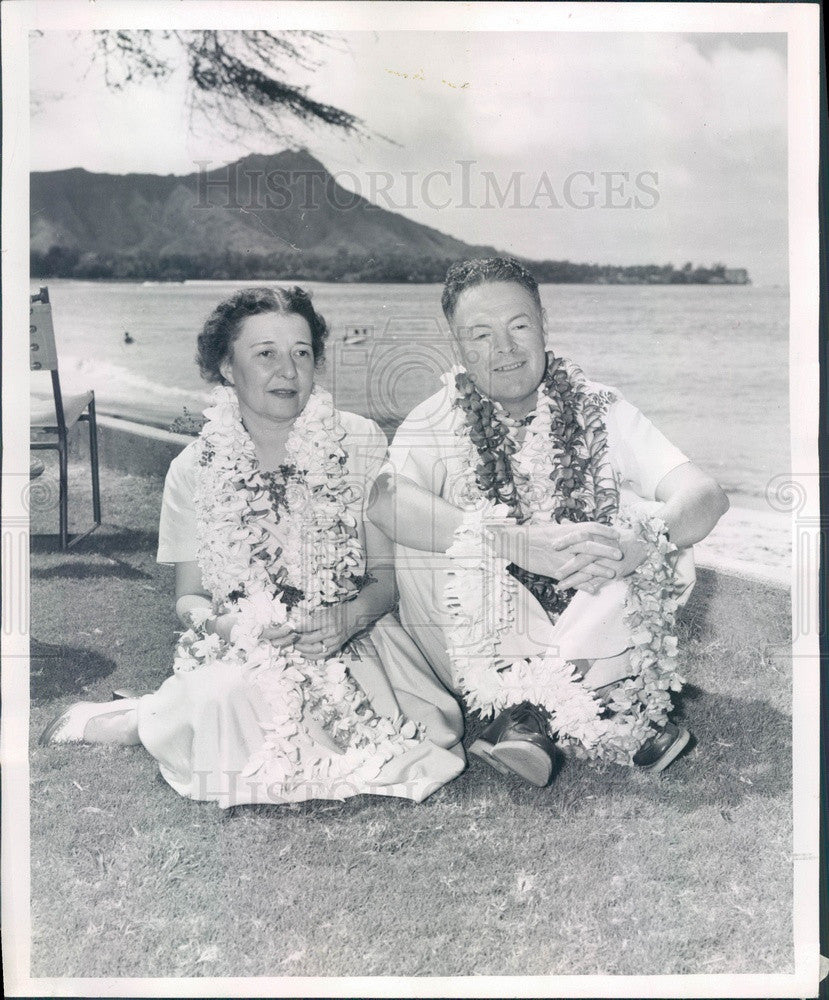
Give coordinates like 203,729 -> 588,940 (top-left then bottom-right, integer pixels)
26,462 -> 793,978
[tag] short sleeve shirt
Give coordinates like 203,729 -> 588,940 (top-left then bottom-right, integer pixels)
385,382 -> 689,503
156,412 -> 389,565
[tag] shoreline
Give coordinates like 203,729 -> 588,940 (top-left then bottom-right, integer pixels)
34,276 -> 788,290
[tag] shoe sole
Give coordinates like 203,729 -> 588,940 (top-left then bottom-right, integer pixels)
469,738 -> 553,787
636,727 -> 691,773
111,689 -> 140,700
38,709 -> 72,747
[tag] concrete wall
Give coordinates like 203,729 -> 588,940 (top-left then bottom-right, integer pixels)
69,415 -> 191,478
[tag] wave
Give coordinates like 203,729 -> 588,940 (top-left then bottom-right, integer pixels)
58,354 -> 208,406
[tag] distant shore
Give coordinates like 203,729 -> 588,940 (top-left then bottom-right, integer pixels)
30,256 -> 751,286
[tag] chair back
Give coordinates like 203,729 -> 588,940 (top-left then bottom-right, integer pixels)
30,287 -> 59,372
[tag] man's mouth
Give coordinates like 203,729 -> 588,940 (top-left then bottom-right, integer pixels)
269,388 -> 298,397
492,360 -> 526,373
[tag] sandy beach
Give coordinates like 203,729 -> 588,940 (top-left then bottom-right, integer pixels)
693,504 -> 790,586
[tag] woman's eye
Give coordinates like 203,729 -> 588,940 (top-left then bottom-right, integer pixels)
259,350 -> 275,359
295,348 -> 311,358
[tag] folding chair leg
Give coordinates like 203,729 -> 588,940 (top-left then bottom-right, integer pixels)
88,396 -> 101,524
58,441 -> 69,551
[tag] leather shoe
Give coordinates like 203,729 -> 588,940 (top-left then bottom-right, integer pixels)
469,702 -> 557,787
632,720 -> 691,772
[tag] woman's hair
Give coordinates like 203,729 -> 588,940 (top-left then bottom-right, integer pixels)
441,257 -> 542,323
196,286 -> 329,384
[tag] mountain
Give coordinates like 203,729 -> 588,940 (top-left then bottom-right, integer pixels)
30,149 -> 498,265
30,150 -> 750,284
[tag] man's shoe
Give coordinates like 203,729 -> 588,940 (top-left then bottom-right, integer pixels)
632,720 -> 691,772
469,703 -> 557,787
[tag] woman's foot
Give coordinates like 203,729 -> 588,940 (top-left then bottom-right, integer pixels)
39,701 -> 140,746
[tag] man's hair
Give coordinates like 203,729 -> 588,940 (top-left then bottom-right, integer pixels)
196,285 -> 329,384
441,257 -> 542,322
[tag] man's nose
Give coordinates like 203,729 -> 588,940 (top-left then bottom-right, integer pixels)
492,327 -> 516,354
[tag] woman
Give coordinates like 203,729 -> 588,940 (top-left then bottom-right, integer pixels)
40,287 -> 464,806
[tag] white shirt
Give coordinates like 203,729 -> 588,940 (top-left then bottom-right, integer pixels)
386,381 -> 689,503
156,411 -> 388,565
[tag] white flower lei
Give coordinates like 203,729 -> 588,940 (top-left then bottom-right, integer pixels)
173,384 -> 421,795
442,365 -> 685,765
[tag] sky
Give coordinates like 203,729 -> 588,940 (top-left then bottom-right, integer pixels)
29,30 -> 788,285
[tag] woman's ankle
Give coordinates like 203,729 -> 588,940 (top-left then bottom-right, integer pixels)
83,706 -> 141,745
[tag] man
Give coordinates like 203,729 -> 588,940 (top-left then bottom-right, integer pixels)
369,257 -> 729,786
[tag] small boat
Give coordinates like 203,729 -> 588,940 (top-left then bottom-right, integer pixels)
343,327 -> 369,345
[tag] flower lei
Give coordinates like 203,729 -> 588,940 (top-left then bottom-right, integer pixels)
444,355 -> 684,764
173,384 -> 421,795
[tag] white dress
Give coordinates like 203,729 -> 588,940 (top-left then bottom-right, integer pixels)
385,382 -> 697,721
136,411 -> 465,808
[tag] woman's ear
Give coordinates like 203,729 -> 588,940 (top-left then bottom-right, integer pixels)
219,356 -> 234,385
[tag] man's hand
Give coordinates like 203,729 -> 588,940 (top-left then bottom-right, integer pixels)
556,527 -> 649,592
494,520 -> 623,592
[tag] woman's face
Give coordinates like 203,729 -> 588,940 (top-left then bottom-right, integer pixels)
220,311 -> 316,424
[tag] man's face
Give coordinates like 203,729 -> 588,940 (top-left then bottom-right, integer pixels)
450,281 -> 547,414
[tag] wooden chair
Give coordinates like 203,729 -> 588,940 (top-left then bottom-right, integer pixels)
30,287 -> 101,549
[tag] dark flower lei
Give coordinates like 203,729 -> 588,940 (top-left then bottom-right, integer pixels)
454,353 -> 620,623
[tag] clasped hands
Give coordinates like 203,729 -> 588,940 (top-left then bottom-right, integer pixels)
494,518 -> 649,595
208,602 -> 359,659
255,604 -> 360,660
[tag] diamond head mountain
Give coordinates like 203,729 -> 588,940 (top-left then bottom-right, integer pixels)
30,149 -> 748,285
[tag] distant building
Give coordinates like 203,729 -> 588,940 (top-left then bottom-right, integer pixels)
723,268 -> 750,285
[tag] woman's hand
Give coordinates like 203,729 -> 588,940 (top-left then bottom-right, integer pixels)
203,612 -> 241,644
290,603 -> 358,660
202,613 -> 299,648
494,519 -> 623,592
262,621 -> 299,649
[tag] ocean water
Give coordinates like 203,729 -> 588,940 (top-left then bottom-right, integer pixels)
29,278 -> 793,579
32,279 -> 789,513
